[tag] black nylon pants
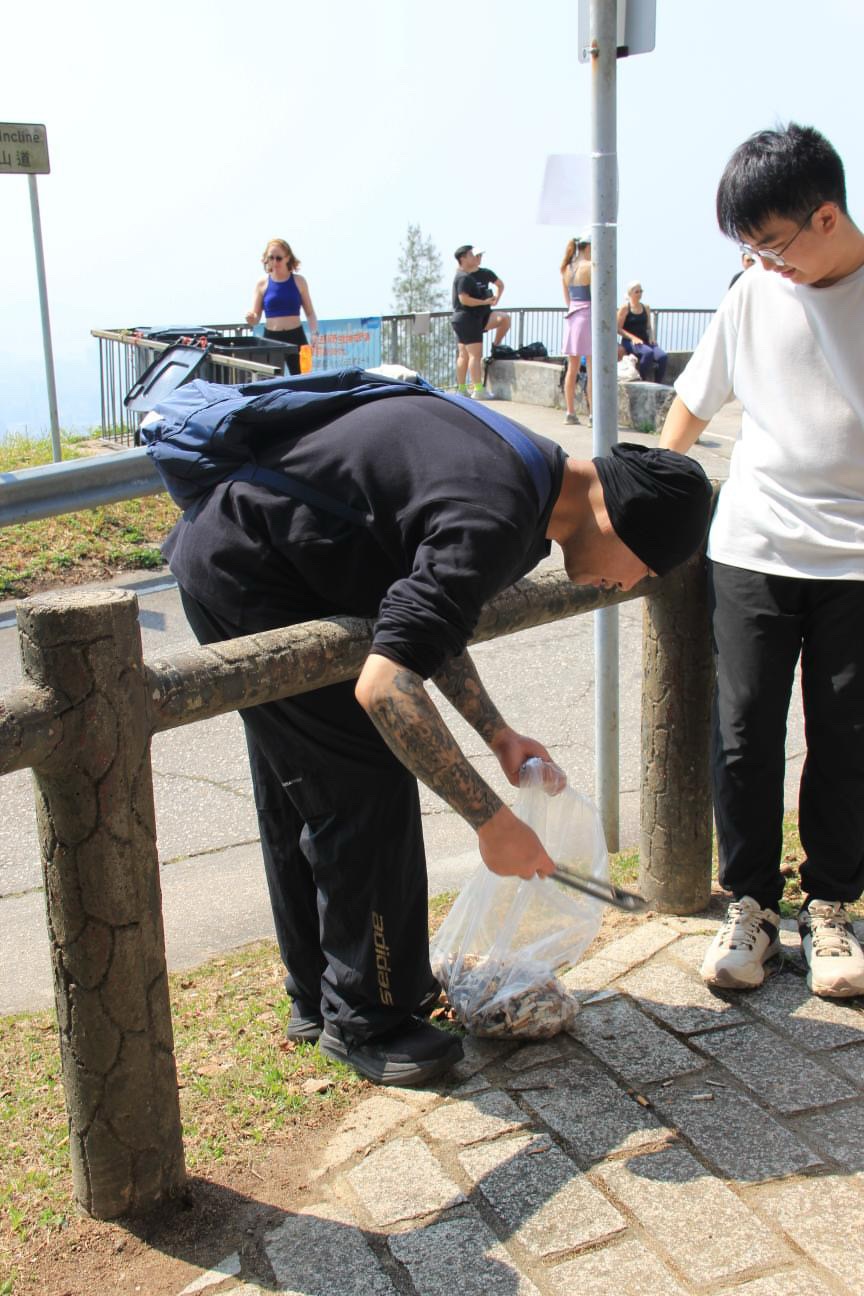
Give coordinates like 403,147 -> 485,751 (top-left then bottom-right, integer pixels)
709,561 -> 864,910
179,589 -> 433,1041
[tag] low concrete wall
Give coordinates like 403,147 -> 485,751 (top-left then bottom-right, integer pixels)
485,352 -> 689,432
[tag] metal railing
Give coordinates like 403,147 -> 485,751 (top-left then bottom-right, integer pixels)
651,309 -> 715,352
93,307 -> 715,444
93,327 -> 288,447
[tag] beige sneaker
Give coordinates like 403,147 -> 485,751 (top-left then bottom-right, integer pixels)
799,900 -> 864,998
700,897 -> 781,990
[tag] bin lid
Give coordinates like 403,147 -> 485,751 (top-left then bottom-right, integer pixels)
124,344 -> 211,412
138,326 -> 224,342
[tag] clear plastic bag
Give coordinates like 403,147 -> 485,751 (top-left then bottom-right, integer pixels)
430,759 -> 609,1039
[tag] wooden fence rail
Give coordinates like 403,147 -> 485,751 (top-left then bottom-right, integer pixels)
1,560 -> 712,1218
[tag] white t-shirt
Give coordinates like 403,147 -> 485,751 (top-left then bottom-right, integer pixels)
675,261 -> 864,579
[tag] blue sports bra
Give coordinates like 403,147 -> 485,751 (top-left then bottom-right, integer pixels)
263,274 -> 303,317
568,284 -> 591,302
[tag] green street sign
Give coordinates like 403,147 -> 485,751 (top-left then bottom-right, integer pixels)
0,122 -> 50,174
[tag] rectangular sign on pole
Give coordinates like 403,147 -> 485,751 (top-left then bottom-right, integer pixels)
0,122 -> 50,174
577,0 -> 656,61
537,154 -> 593,227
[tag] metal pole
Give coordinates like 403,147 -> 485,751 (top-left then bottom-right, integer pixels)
590,0 -> 620,850
27,174 -> 62,462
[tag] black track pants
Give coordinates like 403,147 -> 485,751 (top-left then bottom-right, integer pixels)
179,589 -> 433,1041
709,561 -> 864,910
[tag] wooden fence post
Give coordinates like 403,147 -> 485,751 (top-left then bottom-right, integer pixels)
17,588 -> 186,1218
639,555 -> 714,913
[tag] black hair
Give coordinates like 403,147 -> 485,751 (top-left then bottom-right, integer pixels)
716,123 -> 847,241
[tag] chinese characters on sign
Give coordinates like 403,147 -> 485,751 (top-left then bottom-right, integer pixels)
312,317 -> 382,371
0,123 -> 50,175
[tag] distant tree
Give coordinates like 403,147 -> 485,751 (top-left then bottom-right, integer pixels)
391,224 -> 447,313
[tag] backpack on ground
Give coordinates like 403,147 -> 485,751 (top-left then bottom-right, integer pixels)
517,342 -> 549,360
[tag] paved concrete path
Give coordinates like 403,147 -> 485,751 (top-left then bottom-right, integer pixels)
165,915 -> 864,1296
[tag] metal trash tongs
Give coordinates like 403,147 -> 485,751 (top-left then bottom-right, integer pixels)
552,865 -> 650,913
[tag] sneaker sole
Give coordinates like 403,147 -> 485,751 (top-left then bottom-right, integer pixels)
807,973 -> 864,999
319,1034 -> 463,1087
701,940 -> 782,991
286,1020 -> 323,1043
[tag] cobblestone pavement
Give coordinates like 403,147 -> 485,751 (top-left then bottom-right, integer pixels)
171,913 -> 864,1296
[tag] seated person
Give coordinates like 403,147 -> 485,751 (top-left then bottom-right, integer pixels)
617,281 -> 669,383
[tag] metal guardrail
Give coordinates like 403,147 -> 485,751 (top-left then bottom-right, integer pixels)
0,446 -> 160,528
93,308 -> 716,444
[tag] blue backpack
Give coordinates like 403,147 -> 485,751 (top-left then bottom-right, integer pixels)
141,367 -> 552,520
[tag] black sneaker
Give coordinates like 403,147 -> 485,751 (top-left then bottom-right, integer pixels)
288,979 -> 440,1043
319,1017 -> 463,1086
417,977 -> 443,1017
285,1000 -> 324,1044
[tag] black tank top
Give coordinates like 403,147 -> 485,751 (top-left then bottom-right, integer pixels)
622,307 -> 649,343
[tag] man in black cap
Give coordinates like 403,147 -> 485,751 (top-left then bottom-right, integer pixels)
164,381 -> 712,1088
450,244 -> 511,399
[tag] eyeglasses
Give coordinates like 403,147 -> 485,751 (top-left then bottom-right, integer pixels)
738,207 -> 818,268
265,254 -> 285,263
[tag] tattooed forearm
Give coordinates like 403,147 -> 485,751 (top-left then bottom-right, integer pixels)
365,665 -> 503,830
432,651 -> 506,746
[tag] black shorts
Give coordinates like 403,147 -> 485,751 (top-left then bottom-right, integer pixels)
265,325 -> 307,375
451,309 -> 491,345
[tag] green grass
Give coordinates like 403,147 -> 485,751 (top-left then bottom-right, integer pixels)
0,891 -> 455,1285
0,940 -> 368,1284
0,429 -> 88,471
0,430 -> 178,599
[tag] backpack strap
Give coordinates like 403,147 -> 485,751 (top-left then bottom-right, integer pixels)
229,463 -> 371,525
434,392 -> 553,513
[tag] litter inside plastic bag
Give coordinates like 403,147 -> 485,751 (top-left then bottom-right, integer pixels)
430,758 -> 609,1038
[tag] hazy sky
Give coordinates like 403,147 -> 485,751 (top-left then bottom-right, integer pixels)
2,0 -> 863,434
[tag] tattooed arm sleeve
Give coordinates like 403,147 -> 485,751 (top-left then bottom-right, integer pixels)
355,652 -> 557,878
431,650 -> 507,746
355,652 -> 503,830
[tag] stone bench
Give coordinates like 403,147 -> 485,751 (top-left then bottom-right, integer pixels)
484,354 -> 688,433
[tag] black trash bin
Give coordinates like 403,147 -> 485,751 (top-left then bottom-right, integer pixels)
135,327 -> 298,376
199,335 -> 299,380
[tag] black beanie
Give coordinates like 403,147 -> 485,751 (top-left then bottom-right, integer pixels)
592,443 -> 713,576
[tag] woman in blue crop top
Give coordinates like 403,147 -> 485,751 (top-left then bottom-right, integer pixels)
246,237 -> 318,375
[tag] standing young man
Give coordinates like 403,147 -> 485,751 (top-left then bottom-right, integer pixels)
660,123 -> 864,997
450,245 -> 511,399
